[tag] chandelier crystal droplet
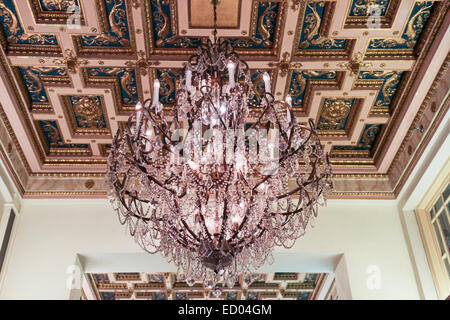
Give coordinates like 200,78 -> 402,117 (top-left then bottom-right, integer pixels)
106,1 -> 332,291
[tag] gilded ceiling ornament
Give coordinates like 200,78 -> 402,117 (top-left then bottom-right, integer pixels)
360,125 -> 381,148
54,49 -> 88,74
125,51 -> 160,76
41,122 -> 60,147
131,0 -> 142,8
358,71 -> 402,108
40,0 -> 77,11
299,2 -> 346,49
351,0 -> 389,16
0,1 -> 57,45
367,1 -> 434,50
258,2 -> 276,42
337,52 -> 372,76
72,96 -> 104,128
268,52 -> 302,77
80,0 -> 130,47
321,99 -> 352,127
291,0 -> 304,11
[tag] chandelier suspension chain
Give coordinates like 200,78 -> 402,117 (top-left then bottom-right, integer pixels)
213,0 -> 218,44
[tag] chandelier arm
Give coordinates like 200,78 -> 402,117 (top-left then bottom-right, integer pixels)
163,172 -> 178,185
273,177 -> 328,216
123,125 -> 179,194
123,189 -> 151,204
229,215 -> 248,242
237,207 -> 272,247
253,145 -> 294,192
284,125 -> 315,160
196,195 -> 214,241
276,181 -> 310,200
235,225 -> 266,248
293,190 -> 303,213
121,146 -> 173,194
168,225 -> 190,248
172,198 -> 197,242
246,104 -> 271,132
198,210 -> 214,241
218,197 -> 229,244
280,214 -> 293,228
278,191 -> 320,217
181,219 -> 201,242
218,164 -> 234,244
145,111 -> 174,149
228,191 -> 255,243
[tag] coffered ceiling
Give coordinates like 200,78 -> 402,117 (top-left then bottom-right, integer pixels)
84,272 -> 330,300
0,0 -> 448,198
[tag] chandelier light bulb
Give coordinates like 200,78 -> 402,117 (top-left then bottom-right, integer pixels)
153,79 -> 160,105
263,72 -> 271,93
135,102 -> 143,132
227,62 -> 235,88
286,95 -> 292,106
186,65 -> 192,88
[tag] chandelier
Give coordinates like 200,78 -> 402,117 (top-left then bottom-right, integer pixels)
106,0 -> 332,295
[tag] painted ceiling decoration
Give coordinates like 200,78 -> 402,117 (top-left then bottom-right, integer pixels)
0,0 -> 448,198
84,272 -> 328,300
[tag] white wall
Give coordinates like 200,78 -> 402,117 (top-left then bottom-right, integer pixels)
0,198 -> 419,300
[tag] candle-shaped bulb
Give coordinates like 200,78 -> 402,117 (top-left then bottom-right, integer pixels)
227,62 -> 235,88
286,95 -> 292,106
285,95 -> 292,125
135,102 -> 143,129
153,79 -> 160,105
185,65 -> 192,88
263,72 -> 271,93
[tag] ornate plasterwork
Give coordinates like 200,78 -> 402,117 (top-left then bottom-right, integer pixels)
0,0 -> 447,198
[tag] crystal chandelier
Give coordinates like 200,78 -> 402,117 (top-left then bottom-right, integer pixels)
107,1 -> 332,293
